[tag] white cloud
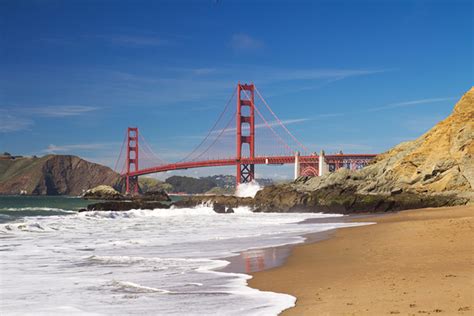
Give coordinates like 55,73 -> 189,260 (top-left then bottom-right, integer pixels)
107,35 -> 170,47
43,143 -> 117,154
0,112 -> 33,132
26,105 -> 99,117
266,68 -> 389,82
230,33 -> 264,53
367,97 -> 456,112
210,117 -> 311,135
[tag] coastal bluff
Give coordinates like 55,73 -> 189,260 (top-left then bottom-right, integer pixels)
253,86 -> 473,213
0,154 -> 121,195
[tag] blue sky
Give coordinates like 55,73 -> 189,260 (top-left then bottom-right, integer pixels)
1,0 -> 472,180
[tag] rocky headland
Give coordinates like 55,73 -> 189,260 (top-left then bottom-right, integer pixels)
0,154 -> 121,195
253,86 -> 473,213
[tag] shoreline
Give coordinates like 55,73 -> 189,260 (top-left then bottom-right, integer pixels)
219,213 -> 376,275
248,205 -> 474,315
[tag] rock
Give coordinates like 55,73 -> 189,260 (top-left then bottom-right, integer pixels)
173,195 -> 254,209
391,188 -> 403,195
83,185 -> 124,200
254,184 -> 467,214
213,203 -> 226,213
136,190 -> 171,202
212,203 -> 235,214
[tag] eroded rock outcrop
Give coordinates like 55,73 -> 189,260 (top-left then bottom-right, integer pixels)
83,185 -> 124,200
254,87 -> 474,213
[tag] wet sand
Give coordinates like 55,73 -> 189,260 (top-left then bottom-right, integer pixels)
219,215 -> 352,274
249,205 -> 474,315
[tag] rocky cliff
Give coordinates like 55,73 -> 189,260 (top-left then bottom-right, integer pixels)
0,155 -> 122,195
254,87 -> 474,213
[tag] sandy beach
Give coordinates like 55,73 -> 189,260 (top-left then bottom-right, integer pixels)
249,205 -> 474,315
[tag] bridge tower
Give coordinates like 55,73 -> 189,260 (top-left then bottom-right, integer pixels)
236,83 -> 255,184
125,127 -> 139,195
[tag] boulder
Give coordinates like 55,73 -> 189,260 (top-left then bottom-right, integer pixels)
135,189 -> 171,202
213,203 -> 235,214
83,185 -> 124,200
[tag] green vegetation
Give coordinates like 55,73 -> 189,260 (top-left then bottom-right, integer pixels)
139,177 -> 173,192
165,176 -> 216,194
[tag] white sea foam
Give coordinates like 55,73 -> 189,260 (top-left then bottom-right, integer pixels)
109,280 -> 172,294
0,207 -> 73,212
235,180 -> 262,198
0,205 -> 371,315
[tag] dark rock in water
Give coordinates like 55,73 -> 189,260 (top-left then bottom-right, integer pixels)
86,201 -> 170,211
212,203 -> 235,214
213,203 -> 226,213
134,190 -> 171,202
174,195 -> 253,209
253,183 -> 468,214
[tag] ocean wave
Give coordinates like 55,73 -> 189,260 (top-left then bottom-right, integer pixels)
79,206 -> 253,219
2,222 -> 50,233
109,280 -> 171,294
85,255 -> 229,271
0,207 -> 75,212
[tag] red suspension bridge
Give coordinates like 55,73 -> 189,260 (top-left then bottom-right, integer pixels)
115,83 -> 377,194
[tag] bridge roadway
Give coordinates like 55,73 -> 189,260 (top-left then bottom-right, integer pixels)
124,154 -> 377,177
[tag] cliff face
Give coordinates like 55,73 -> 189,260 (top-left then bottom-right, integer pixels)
365,87 -> 474,194
0,155 -> 121,195
255,87 -> 473,213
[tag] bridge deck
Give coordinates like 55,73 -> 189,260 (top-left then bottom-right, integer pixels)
124,154 -> 377,177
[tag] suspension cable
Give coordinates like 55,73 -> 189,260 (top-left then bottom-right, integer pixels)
190,109 -> 236,161
113,130 -> 127,173
255,86 -> 309,153
240,89 -> 293,154
140,133 -> 168,165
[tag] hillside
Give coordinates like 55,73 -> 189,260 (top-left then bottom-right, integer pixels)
255,87 -> 473,212
0,155 -> 121,195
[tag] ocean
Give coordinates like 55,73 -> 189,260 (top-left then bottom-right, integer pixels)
0,195 -> 367,315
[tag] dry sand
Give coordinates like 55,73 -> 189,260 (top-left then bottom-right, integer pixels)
249,205 -> 474,315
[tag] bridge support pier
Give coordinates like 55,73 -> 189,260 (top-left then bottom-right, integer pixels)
125,127 -> 140,195
318,150 -> 328,177
236,83 -> 255,185
126,175 -> 139,195
294,151 -> 300,180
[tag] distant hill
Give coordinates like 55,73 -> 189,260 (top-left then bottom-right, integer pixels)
0,154 -> 121,195
165,175 -> 274,194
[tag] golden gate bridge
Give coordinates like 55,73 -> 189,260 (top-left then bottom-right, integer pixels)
114,83 -> 377,194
